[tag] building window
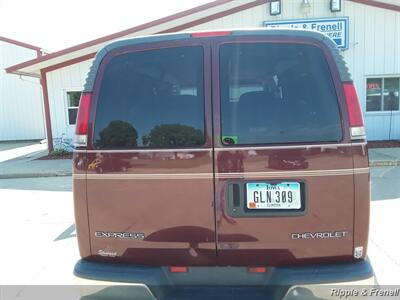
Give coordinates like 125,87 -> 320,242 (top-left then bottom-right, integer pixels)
66,91 -> 81,125
366,77 -> 399,112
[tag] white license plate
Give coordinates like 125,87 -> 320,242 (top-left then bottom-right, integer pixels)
246,182 -> 301,209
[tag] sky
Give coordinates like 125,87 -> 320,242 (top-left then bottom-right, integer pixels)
0,0 -> 211,51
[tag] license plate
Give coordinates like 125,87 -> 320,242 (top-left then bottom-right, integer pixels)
246,182 -> 301,209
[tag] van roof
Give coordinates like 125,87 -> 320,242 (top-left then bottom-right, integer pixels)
83,28 -> 351,92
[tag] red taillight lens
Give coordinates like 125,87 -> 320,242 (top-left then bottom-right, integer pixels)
75,92 -> 92,135
191,31 -> 232,37
248,267 -> 267,273
169,266 -> 188,273
343,82 -> 363,127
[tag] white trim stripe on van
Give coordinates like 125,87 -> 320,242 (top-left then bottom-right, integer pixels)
73,167 -> 369,180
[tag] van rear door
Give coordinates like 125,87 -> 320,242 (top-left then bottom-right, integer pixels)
212,36 -> 362,266
85,40 -> 217,265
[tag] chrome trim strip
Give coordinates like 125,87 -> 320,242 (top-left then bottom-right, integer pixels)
73,142 -> 367,153
84,173 -> 213,180
354,168 -> 370,174
73,174 -> 86,179
74,148 -> 213,153
215,142 -> 367,151
216,168 -> 369,179
73,168 -> 369,180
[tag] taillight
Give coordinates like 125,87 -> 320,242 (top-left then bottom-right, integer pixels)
74,92 -> 92,147
191,30 -> 232,38
343,82 -> 366,140
248,267 -> 267,273
169,266 -> 188,273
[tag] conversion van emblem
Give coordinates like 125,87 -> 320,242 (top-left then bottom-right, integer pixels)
95,231 -> 145,239
98,249 -> 117,257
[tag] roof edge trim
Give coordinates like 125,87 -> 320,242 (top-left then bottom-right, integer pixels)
0,36 -> 42,51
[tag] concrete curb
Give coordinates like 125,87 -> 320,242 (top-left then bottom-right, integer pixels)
369,161 -> 400,167
0,172 -> 72,179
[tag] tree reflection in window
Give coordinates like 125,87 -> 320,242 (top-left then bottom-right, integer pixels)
142,124 -> 204,148
97,120 -> 138,148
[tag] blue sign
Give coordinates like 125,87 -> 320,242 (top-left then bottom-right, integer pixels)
263,17 -> 349,49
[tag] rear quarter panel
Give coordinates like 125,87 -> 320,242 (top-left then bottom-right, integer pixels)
352,144 -> 370,259
73,151 -> 91,258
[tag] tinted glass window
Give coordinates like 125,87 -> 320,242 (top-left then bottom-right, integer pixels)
366,77 -> 400,112
219,43 -> 342,145
94,46 -> 205,149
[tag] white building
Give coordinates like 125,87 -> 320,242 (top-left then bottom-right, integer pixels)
0,37 -> 46,141
6,0 -> 400,151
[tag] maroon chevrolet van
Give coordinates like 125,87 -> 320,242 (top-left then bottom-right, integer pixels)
73,29 -> 374,298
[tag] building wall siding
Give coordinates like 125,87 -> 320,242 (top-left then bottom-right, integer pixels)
188,0 -> 400,140
46,59 -> 93,143
45,0 -> 400,142
0,41 -> 45,141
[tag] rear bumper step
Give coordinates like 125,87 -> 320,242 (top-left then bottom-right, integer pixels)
74,259 -> 375,299
74,258 -> 374,286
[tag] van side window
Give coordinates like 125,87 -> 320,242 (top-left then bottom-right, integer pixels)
93,46 -> 205,149
219,43 -> 342,146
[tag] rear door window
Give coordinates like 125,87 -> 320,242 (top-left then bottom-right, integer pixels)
93,46 -> 205,149
219,43 -> 342,145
